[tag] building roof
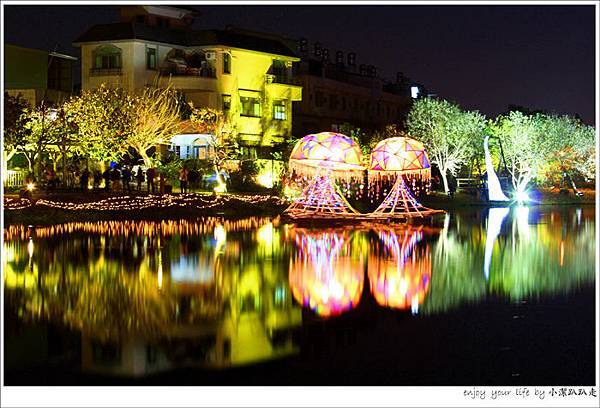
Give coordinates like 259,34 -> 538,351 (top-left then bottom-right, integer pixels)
73,23 -> 298,58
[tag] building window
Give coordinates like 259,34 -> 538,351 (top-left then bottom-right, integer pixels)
222,94 -> 231,111
136,15 -> 146,24
156,17 -> 169,28
240,95 -> 261,117
329,94 -> 338,110
223,53 -> 231,74
315,91 -> 325,107
92,342 -> 121,366
146,345 -> 158,365
240,146 -> 258,159
273,100 -> 286,120
93,45 -> 122,69
146,47 -> 157,70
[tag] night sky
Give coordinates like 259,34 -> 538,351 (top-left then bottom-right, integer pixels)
4,4 -> 596,125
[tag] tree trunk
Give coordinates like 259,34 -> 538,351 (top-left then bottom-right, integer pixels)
139,149 -> 153,167
2,150 -> 16,179
440,170 -> 450,195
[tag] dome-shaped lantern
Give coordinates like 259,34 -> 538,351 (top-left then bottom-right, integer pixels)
286,132 -> 365,218
367,137 -> 442,219
289,132 -> 364,178
369,137 -> 431,179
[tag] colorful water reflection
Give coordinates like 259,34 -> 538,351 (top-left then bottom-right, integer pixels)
368,226 -> 431,313
288,228 -> 365,317
3,207 -> 596,376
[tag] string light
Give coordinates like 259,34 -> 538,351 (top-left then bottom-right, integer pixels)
3,193 -> 288,213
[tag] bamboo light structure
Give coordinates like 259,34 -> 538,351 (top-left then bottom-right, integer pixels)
367,137 -> 443,219
285,132 -> 365,219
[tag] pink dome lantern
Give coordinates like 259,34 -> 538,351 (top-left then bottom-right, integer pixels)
286,132 -> 365,218
368,137 -> 442,218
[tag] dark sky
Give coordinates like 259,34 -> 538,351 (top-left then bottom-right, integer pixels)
4,4 -> 596,125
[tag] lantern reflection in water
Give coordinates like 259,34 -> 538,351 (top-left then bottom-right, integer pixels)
368,226 -> 431,314
288,228 -> 364,317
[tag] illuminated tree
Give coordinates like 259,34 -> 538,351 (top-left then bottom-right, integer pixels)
489,111 -> 551,193
540,115 -> 595,183
407,98 -> 486,194
189,105 -> 239,188
3,92 -> 30,164
63,84 -> 134,164
19,104 -> 68,177
128,84 -> 182,166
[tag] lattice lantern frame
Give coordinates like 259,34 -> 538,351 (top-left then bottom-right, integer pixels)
368,137 -> 442,218
286,132 -> 365,218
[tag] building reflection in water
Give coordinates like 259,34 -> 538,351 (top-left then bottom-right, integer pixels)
3,208 -> 596,378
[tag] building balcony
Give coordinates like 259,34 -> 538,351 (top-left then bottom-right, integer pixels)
265,74 -> 302,101
89,67 -> 122,76
160,66 -> 216,79
265,73 -> 299,86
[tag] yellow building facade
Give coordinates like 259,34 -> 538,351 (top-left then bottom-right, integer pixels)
74,6 -> 302,158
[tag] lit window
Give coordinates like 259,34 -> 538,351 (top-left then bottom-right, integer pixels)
146,47 -> 157,70
93,45 -> 122,69
411,86 -> 420,99
223,53 -> 231,74
240,96 -> 261,117
273,100 -> 286,120
222,94 -> 231,111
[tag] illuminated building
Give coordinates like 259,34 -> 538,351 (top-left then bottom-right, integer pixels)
73,6 -> 302,159
291,40 -> 416,135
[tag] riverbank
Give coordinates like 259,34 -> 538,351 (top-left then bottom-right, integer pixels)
3,192 -> 288,226
3,188 -> 595,226
421,188 -> 596,209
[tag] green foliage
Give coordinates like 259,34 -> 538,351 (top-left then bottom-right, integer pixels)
489,112 -> 596,189
488,111 -> 546,191
3,92 -> 30,159
407,98 -> 486,193
128,83 -> 182,166
63,84 -> 135,163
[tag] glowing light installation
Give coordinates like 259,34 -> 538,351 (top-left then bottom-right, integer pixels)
286,132 -> 364,218
288,228 -> 364,316
483,135 -> 509,201
368,137 -> 442,218
368,227 -> 431,313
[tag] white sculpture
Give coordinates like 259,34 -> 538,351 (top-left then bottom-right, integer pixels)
484,135 -> 510,201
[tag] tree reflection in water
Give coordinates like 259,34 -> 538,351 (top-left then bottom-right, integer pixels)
3,208 -> 595,374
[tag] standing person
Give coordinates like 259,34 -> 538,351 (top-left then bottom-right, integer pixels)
122,166 -> 132,193
102,168 -> 111,192
45,167 -> 56,192
146,166 -> 156,194
93,170 -> 102,190
80,168 -> 90,192
179,165 -> 189,194
136,166 -> 145,191
111,167 -> 121,192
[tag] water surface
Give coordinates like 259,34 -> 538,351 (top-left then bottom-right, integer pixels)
3,206 -> 595,385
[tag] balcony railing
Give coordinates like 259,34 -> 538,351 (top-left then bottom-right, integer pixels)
159,66 -> 216,78
90,68 -> 122,77
265,73 -> 300,86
